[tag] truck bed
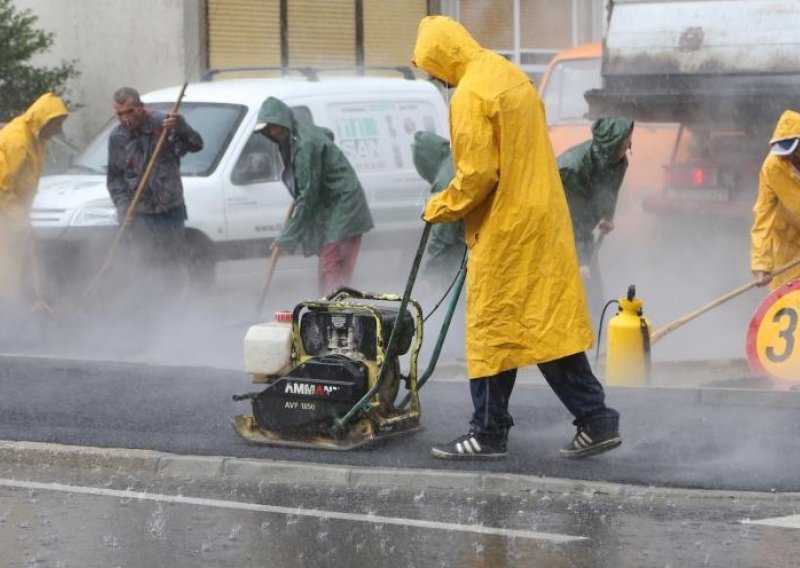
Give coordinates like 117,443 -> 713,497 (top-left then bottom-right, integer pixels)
586,0 -> 800,128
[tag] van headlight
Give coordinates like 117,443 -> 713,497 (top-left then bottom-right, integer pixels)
69,198 -> 119,227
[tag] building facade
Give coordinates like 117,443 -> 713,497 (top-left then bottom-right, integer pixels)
14,0 -> 604,145
205,0 -> 604,84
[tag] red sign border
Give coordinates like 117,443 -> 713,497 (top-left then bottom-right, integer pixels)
746,279 -> 800,378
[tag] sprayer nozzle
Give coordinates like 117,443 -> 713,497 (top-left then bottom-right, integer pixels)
627,285 -> 636,302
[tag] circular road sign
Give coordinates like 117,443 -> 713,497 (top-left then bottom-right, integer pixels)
747,279 -> 800,384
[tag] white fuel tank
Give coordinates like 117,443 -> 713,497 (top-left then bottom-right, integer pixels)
244,311 -> 293,383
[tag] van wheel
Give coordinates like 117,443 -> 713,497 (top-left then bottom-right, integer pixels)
181,232 -> 216,292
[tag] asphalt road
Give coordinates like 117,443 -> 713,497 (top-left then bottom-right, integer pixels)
1,354 -> 798,493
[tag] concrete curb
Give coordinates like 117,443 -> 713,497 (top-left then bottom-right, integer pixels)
2,440 -> 800,503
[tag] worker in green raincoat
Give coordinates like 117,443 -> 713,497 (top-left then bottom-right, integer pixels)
254,97 -> 374,296
413,16 -> 620,460
558,116 -> 634,323
411,131 -> 466,283
0,93 -> 68,320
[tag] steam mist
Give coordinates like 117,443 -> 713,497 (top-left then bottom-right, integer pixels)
0,235 -> 467,373
0,206 -> 761,377
604,186 -> 758,363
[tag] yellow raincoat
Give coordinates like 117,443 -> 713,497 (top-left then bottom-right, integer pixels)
751,110 -> 800,290
0,93 -> 69,298
413,16 -> 593,379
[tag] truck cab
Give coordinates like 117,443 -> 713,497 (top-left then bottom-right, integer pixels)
641,126 -> 762,223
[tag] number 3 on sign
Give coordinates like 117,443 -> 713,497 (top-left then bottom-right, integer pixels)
747,280 -> 800,384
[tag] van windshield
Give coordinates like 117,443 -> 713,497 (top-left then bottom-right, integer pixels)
70,102 -> 246,176
541,57 -> 601,125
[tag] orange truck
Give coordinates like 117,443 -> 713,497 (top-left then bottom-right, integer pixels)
539,42 -> 680,241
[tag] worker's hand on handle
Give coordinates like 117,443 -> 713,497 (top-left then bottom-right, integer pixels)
753,270 -> 773,287
162,112 -> 181,130
597,218 -> 615,234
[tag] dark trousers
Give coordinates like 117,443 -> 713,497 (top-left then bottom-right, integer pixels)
469,352 -> 619,437
469,368 -> 517,438
128,204 -> 187,271
119,204 -> 187,310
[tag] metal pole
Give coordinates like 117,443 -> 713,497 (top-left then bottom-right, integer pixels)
333,223 -> 432,432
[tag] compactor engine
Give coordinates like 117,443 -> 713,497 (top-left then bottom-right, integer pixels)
233,289 -> 423,450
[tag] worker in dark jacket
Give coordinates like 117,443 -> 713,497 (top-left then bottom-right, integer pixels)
411,131 -> 465,283
558,116 -> 634,322
107,87 -> 203,294
255,97 -> 374,296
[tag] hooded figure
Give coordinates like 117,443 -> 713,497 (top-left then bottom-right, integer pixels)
751,110 -> 800,289
255,97 -> 373,295
0,93 -> 69,300
558,116 -> 634,266
411,131 -> 465,280
558,116 -> 634,322
0,93 -> 69,230
414,17 -> 592,376
413,16 -> 619,461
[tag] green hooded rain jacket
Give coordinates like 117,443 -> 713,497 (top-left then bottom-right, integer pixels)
256,97 -> 374,257
558,116 -> 634,265
412,131 -> 465,277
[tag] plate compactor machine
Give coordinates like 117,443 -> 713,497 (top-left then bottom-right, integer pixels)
232,225 -> 465,450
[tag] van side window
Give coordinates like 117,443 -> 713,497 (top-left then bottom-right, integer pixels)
328,101 -> 440,173
231,132 -> 282,185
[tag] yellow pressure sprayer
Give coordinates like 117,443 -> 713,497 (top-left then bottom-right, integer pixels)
604,285 -> 651,386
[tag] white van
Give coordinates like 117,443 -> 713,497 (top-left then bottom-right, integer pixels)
31,73 -> 449,287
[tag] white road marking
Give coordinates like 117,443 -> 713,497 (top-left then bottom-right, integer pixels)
0,478 -> 584,543
744,514 -> 800,529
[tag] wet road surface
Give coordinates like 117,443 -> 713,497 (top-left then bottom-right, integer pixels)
1,355 -> 799,492
1,460 -> 799,567
0,222 -> 796,566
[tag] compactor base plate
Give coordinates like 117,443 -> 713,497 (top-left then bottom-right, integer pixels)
232,414 -> 421,451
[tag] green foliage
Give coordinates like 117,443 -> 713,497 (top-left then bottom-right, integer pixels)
0,0 -> 79,121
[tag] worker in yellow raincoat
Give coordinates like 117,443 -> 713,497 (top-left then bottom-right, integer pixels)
413,16 -> 620,460
751,110 -> 800,290
0,93 -> 69,317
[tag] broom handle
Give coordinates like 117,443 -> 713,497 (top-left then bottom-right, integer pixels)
650,256 -> 800,344
253,201 -> 296,320
27,229 -> 44,302
82,83 -> 188,301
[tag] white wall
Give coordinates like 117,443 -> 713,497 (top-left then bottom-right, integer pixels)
13,0 -> 206,146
